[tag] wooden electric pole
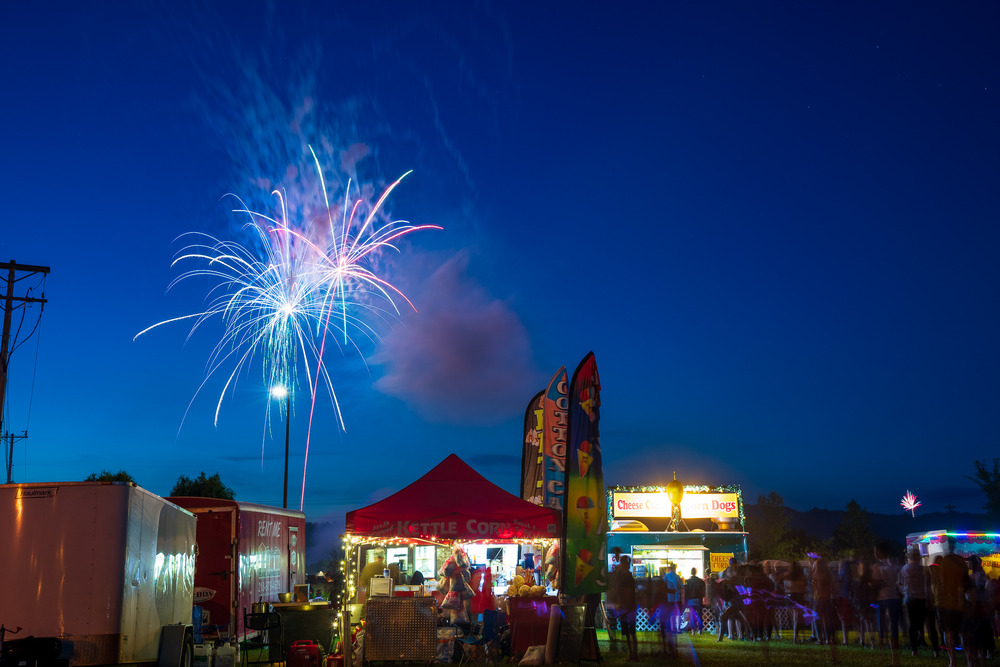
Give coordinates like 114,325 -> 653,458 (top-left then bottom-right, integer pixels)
5,431 -> 27,485
0,260 -> 50,483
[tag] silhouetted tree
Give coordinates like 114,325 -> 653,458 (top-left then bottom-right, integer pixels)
832,499 -> 877,558
86,469 -> 136,484
966,458 -> 1000,524
746,491 -> 798,561
170,472 -> 235,499
306,546 -> 347,603
791,529 -> 831,561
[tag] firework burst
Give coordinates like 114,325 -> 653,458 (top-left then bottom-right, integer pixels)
137,148 -> 439,506
901,490 -> 921,517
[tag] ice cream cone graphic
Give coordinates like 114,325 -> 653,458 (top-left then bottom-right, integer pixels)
576,495 -> 595,535
574,548 -> 594,587
578,440 -> 593,477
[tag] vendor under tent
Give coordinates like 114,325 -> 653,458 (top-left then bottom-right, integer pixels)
341,453 -> 560,663
346,453 -> 559,543
344,453 -> 560,598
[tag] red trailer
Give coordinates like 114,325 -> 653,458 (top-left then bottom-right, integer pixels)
169,497 -> 307,639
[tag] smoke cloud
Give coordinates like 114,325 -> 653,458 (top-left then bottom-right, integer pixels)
375,252 -> 539,425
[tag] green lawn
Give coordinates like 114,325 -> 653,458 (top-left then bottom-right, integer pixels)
590,630 -> 953,666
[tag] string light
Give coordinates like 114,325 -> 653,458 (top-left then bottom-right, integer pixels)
339,532 -> 558,609
910,531 -> 1000,544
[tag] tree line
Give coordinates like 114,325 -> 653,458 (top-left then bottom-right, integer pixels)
84,469 -> 235,499
746,457 -> 1000,561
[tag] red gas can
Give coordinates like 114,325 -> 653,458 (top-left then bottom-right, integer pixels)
288,640 -> 320,667
325,655 -> 344,667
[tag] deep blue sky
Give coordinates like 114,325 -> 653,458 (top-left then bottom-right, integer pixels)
3,2 -> 998,541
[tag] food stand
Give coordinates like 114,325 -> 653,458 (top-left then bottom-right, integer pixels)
342,454 -> 561,663
606,484 -> 748,633
906,530 -> 1000,574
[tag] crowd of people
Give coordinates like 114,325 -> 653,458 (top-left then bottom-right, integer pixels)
604,540 -> 1000,666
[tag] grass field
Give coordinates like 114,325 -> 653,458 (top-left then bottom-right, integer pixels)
589,630 -> 960,666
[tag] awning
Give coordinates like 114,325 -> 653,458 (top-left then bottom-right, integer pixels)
345,454 -> 560,542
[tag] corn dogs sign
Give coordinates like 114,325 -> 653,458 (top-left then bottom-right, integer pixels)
612,491 -> 740,520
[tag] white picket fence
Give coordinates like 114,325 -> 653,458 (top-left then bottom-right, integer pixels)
610,605 -> 798,637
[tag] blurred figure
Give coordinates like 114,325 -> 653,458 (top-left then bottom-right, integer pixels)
662,562 -> 683,656
394,560 -> 407,585
785,560 -> 808,642
715,572 -> 748,643
836,553 -> 857,645
767,561 -> 786,595
852,557 -> 877,646
685,567 -> 706,634
765,562 -> 786,640
967,555 -> 994,663
810,555 -> 838,662
746,563 -> 773,640
986,573 -> 1000,638
606,554 -> 639,661
872,542 -> 902,666
723,558 -> 747,641
897,549 -> 939,657
706,571 -> 719,631
931,538 -> 971,667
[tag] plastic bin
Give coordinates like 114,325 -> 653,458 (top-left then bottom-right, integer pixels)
194,643 -> 213,667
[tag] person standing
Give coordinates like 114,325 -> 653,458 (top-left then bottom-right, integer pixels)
745,563 -> 771,641
897,550 -> 939,657
872,543 -> 902,666
663,562 -> 684,656
837,554 -> 857,645
785,560 -> 808,643
685,567 -> 706,634
810,555 -> 839,663
853,558 -> 878,646
606,555 -> 639,661
715,573 -> 748,643
931,540 -> 972,667
966,555 -> 994,664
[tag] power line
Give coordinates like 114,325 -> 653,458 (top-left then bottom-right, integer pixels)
1,260 -> 50,484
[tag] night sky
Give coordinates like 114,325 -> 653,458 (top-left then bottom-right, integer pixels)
3,2 -> 998,543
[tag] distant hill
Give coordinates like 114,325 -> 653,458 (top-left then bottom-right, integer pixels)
745,504 -> 992,543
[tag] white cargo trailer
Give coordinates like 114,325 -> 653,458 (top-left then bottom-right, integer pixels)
0,482 -> 196,666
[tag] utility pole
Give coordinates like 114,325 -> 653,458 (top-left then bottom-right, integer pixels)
0,260 -> 50,482
5,432 -> 27,484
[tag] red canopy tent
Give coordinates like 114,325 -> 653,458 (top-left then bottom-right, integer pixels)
346,453 -> 560,542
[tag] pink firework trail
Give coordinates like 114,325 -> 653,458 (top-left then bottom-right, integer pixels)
299,151 -> 428,510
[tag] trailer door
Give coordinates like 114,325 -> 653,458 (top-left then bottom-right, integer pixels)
193,508 -> 238,636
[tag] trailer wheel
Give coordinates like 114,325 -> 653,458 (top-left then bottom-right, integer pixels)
179,632 -> 194,667
158,625 -> 195,667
